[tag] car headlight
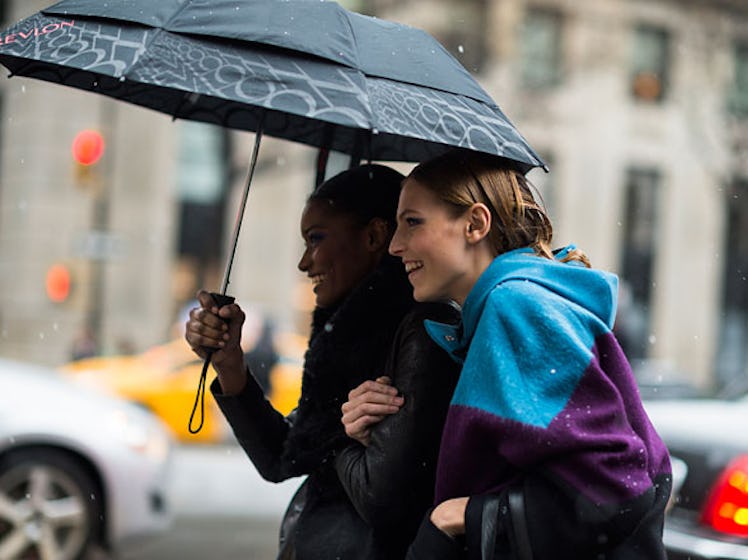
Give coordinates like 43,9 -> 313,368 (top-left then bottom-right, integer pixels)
108,408 -> 171,462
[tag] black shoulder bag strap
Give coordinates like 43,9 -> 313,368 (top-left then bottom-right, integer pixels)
481,496 -> 500,560
508,488 -> 534,560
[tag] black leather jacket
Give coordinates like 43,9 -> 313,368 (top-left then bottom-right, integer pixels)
213,259 -> 460,560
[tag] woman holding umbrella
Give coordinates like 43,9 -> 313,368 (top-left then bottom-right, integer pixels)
346,149 -> 672,559
184,164 -> 460,559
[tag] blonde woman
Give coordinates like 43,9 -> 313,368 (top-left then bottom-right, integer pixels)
344,150 -> 671,559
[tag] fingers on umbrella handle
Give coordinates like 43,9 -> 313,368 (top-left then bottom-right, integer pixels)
191,290 -> 236,436
199,293 -> 235,357
210,292 -> 235,308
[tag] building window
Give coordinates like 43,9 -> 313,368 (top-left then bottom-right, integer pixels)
339,0 -> 368,11
175,122 -> 230,287
519,7 -> 563,90
728,42 -> 748,117
432,0 -> 489,74
359,0 -> 400,13
715,179 -> 748,390
617,168 -> 661,362
630,24 -> 670,103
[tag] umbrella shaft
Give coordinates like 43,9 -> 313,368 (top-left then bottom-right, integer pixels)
220,125 -> 264,295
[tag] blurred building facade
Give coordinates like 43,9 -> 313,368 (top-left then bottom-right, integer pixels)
370,0 -> 748,391
0,0 -> 746,391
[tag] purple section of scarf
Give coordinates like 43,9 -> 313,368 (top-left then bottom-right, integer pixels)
435,332 -> 671,505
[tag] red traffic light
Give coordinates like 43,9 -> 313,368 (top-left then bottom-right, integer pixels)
71,129 -> 105,166
46,264 -> 71,303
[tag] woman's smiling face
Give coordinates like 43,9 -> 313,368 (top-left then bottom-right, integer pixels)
297,199 -> 379,309
389,179 -> 475,305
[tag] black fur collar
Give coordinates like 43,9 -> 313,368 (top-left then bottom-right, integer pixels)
281,255 -> 413,475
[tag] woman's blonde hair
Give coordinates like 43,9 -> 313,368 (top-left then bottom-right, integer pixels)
407,149 -> 590,267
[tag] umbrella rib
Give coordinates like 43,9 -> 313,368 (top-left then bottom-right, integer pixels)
5,58 -> 33,79
171,91 -> 200,121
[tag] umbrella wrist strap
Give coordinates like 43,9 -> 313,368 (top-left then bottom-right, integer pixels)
188,356 -> 211,434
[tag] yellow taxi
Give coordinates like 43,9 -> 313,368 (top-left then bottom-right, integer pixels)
60,332 -> 305,444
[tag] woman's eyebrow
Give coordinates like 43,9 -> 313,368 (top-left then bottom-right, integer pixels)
302,224 -> 325,236
396,208 -> 418,220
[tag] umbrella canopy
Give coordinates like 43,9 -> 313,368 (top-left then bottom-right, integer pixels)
0,0 -> 545,171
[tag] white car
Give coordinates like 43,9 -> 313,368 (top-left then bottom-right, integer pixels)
0,357 -> 174,560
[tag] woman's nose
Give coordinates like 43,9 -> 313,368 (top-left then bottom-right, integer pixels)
297,250 -> 309,272
388,228 -> 403,256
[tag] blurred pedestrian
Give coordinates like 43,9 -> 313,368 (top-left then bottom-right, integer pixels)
70,327 -> 98,361
185,164 -> 460,559
238,306 -> 278,394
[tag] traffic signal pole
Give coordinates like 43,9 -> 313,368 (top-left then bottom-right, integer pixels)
85,100 -> 114,352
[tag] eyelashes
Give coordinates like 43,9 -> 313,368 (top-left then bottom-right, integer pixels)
305,232 -> 326,247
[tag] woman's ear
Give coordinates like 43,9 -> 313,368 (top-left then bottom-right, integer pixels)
465,203 -> 491,244
366,218 -> 390,252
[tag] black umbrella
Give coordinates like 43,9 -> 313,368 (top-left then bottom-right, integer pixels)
0,0 -> 546,430
0,0 -> 544,168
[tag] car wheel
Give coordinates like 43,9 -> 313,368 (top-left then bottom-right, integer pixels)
0,448 -> 103,560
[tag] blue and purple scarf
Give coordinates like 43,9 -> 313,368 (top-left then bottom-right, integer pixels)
425,246 -> 671,511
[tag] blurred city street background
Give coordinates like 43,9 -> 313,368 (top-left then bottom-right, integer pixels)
119,444 -> 302,560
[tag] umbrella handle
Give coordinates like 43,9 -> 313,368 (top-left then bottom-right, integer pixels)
188,292 -> 236,435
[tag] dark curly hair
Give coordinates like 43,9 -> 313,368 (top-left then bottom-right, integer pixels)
309,164 -> 405,234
